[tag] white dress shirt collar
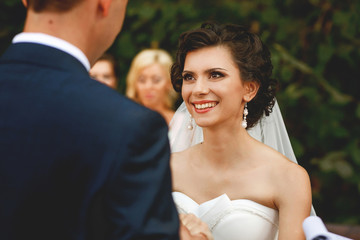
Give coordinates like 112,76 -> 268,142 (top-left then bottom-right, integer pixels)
12,32 -> 90,71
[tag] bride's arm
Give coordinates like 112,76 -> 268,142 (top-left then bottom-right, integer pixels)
276,162 -> 312,240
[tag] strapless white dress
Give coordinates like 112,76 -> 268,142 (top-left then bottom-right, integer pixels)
173,192 -> 279,240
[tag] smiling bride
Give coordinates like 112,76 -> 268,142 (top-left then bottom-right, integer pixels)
169,22 -> 312,240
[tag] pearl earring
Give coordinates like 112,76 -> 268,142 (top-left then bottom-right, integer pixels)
242,103 -> 248,128
188,114 -> 193,130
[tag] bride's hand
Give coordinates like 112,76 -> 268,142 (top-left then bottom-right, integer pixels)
179,213 -> 214,240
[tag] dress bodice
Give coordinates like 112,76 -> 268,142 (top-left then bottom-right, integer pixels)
173,192 -> 279,240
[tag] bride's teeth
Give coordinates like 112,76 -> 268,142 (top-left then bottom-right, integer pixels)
195,102 -> 217,109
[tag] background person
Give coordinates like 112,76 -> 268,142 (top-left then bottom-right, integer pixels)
126,49 -> 178,125
90,53 -> 119,89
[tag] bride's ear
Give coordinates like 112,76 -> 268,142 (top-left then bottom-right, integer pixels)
22,0 -> 27,7
243,81 -> 259,102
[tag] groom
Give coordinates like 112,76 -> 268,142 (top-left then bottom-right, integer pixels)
0,0 -> 210,239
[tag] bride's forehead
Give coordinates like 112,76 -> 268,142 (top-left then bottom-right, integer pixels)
184,46 -> 236,69
186,46 -> 231,58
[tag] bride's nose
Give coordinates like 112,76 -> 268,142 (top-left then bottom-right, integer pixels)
192,78 -> 210,96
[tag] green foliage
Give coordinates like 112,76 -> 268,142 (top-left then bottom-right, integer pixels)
0,1 -> 26,54
1,0 -> 359,224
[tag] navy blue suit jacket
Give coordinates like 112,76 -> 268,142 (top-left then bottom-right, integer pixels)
0,43 -> 179,240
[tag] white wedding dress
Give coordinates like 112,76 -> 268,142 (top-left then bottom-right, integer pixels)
173,192 -> 279,240
170,100 -> 315,240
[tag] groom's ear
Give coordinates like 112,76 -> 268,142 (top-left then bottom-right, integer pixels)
98,0 -> 113,17
22,0 -> 27,7
243,81 -> 259,102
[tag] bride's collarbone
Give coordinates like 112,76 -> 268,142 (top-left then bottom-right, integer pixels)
179,161 -> 276,191
175,154 -> 280,209
178,170 -> 278,209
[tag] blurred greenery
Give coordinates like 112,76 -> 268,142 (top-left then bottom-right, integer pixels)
1,0 -> 359,225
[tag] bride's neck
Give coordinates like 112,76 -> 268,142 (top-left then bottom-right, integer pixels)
200,124 -> 252,164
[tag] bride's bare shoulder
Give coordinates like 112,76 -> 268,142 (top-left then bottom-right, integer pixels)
260,145 -> 311,193
252,140 -> 309,182
171,147 -> 192,165
170,144 -> 201,171
170,145 -> 200,191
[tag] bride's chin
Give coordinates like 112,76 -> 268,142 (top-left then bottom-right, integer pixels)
194,119 -> 214,128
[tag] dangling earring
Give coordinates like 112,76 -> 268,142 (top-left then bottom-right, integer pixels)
242,103 -> 248,128
188,114 -> 194,130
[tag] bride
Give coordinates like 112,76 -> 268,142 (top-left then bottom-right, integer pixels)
169,23 -> 312,240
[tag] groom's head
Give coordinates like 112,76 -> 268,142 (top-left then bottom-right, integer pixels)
22,0 -> 129,66
22,0 -> 83,12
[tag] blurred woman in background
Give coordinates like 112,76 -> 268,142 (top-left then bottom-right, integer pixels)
126,49 -> 178,125
90,53 -> 118,90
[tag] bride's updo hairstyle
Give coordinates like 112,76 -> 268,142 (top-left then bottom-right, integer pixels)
171,22 -> 278,129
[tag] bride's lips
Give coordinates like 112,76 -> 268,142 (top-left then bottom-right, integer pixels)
192,100 -> 218,113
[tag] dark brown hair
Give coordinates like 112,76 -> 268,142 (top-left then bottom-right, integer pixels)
97,53 -> 119,79
27,0 -> 83,12
170,22 -> 278,129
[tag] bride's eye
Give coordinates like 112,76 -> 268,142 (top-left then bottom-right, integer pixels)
182,73 -> 194,81
210,71 -> 224,79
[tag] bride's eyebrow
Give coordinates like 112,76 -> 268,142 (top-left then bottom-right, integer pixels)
182,70 -> 194,75
183,68 -> 228,75
205,68 -> 228,73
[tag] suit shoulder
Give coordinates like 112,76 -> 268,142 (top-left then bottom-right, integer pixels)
65,78 -> 167,126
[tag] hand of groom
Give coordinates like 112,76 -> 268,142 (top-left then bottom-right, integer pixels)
179,213 -> 214,240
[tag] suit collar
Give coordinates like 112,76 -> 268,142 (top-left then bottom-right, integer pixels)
0,43 -> 89,76
13,33 -> 90,71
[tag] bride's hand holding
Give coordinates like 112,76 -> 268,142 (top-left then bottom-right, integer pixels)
179,213 -> 214,240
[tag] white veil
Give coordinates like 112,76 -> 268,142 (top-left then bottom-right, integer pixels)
169,100 -> 316,216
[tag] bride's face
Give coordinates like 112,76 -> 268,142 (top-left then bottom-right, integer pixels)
181,45 -> 248,128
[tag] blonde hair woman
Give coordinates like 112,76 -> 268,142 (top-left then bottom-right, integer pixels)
126,49 -> 178,125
